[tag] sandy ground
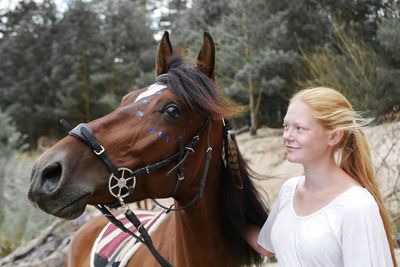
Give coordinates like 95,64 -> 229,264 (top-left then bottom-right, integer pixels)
235,122 -> 400,266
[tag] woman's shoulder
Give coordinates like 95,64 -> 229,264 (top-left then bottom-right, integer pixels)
325,187 -> 381,234
333,186 -> 379,215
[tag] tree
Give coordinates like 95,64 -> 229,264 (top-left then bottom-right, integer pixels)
320,0 -> 393,44
377,2 -> 400,64
298,27 -> 399,116
0,0 -> 59,144
376,2 -> 400,115
0,0 -> 157,145
213,0 -> 303,133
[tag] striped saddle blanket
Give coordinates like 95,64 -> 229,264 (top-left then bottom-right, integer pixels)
90,209 -> 167,267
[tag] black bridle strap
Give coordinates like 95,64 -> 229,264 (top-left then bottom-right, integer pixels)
61,121 -> 119,174
131,153 -> 180,177
151,121 -> 212,212
128,119 -> 205,179
166,138 -> 186,198
96,204 -> 172,267
124,209 -> 172,267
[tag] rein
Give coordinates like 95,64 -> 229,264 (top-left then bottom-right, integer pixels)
59,101 -> 213,267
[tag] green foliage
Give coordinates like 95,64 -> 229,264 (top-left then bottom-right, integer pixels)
210,0 -> 305,129
0,234 -> 15,257
0,111 -> 25,253
298,26 -> 400,116
0,0 -> 156,145
0,109 -> 25,155
377,3 -> 400,64
0,0 -> 399,141
267,0 -> 333,49
0,152 -> 56,258
317,0 -> 390,42
0,1 -> 59,145
0,112 -> 37,257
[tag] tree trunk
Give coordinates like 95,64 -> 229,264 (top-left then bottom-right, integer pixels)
245,45 -> 257,135
248,75 -> 257,135
81,53 -> 91,122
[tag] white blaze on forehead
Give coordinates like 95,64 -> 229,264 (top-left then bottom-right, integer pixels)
134,83 -> 167,103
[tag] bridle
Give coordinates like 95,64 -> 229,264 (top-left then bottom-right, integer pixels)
59,81 -> 213,267
61,117 -> 211,210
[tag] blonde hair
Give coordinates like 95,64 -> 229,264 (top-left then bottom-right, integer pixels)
291,87 -> 397,267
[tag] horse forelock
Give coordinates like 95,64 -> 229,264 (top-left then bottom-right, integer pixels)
164,55 -> 240,120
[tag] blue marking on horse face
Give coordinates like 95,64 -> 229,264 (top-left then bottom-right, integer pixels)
142,99 -> 150,104
136,111 -> 144,118
166,135 -> 171,142
149,128 -> 154,134
158,131 -> 163,139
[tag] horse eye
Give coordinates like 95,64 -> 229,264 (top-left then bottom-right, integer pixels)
163,104 -> 181,119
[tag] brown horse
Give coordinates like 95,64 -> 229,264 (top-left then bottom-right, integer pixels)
28,32 -> 268,267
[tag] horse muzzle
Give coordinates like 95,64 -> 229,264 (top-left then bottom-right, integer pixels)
27,153 -> 92,219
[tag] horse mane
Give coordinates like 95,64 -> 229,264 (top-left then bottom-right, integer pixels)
219,142 -> 269,266
166,55 -> 269,266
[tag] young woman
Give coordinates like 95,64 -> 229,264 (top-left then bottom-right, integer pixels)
246,87 -> 397,266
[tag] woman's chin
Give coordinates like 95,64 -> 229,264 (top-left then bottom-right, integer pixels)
286,156 -> 301,164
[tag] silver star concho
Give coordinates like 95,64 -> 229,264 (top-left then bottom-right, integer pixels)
108,167 -> 136,200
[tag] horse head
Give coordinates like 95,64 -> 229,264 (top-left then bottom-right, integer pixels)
28,32 -> 236,219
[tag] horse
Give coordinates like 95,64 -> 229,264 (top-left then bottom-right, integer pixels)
27,32 -> 269,267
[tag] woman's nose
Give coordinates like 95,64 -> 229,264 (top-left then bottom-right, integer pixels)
282,128 -> 292,141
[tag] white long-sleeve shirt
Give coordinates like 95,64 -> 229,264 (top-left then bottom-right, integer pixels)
258,176 -> 393,267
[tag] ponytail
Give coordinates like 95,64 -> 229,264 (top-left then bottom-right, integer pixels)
340,129 -> 398,267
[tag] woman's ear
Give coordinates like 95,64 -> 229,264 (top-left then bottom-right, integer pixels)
328,130 -> 344,146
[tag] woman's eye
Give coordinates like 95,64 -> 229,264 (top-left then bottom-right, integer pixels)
163,104 -> 181,119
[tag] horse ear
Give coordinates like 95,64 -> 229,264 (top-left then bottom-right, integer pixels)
197,32 -> 215,80
156,31 -> 173,76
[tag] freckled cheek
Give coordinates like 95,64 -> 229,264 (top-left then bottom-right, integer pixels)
305,142 -> 328,157
294,137 -> 315,152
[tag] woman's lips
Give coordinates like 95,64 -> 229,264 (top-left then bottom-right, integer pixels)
286,146 -> 300,151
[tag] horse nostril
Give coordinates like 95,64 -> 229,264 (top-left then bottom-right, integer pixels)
41,162 -> 62,194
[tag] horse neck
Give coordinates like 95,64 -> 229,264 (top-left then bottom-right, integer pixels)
168,124 -> 238,266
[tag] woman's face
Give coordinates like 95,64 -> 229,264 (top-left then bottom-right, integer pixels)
282,100 -> 332,165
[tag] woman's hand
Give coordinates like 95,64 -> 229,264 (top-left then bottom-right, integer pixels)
245,224 -> 275,257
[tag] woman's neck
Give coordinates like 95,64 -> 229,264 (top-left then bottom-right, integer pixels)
302,156 -> 343,192
302,156 -> 359,195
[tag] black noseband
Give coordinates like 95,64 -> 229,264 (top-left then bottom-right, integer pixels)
67,122 -> 119,174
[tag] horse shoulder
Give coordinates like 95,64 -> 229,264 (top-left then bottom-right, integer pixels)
65,215 -> 108,267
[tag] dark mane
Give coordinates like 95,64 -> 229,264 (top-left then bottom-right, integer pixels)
167,54 -> 269,266
166,55 -> 240,119
220,141 -> 269,266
